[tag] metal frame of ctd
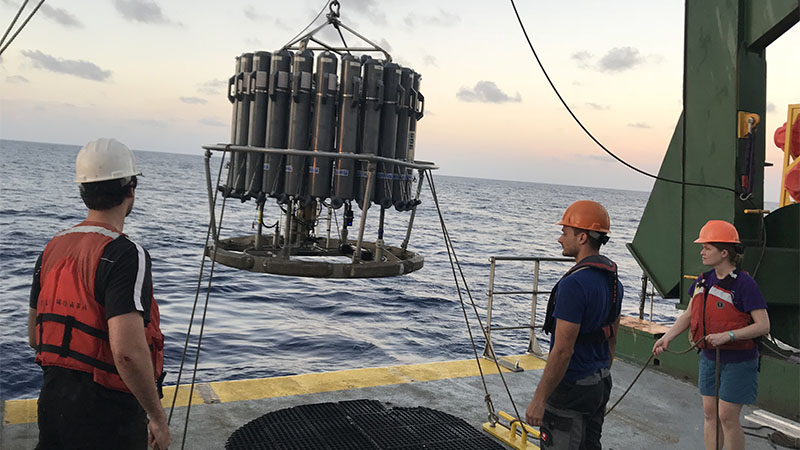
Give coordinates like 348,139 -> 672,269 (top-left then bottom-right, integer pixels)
203,144 -> 437,276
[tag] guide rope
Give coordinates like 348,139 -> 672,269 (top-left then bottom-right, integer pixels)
604,336 -> 706,417
166,147 -> 233,450
425,171 -> 523,427
0,0 -> 46,56
508,0 -> 738,195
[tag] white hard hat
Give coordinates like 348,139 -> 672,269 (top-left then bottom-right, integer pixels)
75,138 -> 142,183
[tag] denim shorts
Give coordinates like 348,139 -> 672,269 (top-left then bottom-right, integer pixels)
698,356 -> 758,404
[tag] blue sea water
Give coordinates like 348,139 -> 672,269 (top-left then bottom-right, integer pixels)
0,139 -> 679,401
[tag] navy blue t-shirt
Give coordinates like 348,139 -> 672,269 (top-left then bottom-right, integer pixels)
550,267 -> 624,382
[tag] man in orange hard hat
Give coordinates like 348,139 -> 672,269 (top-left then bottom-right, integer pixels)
526,200 -> 623,450
28,139 -> 171,449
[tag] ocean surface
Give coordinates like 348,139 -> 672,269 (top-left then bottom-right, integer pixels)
0,139 -> 680,401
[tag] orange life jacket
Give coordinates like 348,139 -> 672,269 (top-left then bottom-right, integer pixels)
689,269 -> 755,350
35,221 -> 165,395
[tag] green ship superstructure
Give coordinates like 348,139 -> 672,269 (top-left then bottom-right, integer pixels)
621,0 -> 799,420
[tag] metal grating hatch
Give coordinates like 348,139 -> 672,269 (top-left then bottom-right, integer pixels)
225,399 -> 506,450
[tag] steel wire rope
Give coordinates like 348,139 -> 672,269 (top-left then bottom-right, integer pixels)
176,158 -> 242,450
0,0 -> 45,56
280,0 -> 332,52
508,0 -> 738,195
163,148 -> 232,450
425,171 -> 525,428
0,0 -> 29,48
166,149 -> 228,426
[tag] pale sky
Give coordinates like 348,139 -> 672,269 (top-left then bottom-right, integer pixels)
0,0 -> 797,200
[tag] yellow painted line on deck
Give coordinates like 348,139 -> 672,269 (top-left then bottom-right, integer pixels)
3,355 -> 545,426
211,355 -> 545,403
3,385 -> 204,426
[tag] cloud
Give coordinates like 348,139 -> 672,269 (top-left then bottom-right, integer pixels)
598,47 -> 644,72
378,38 -> 392,53
404,9 -> 460,27
200,117 -> 226,127
423,55 -> 438,67
113,0 -> 174,25
585,154 -> 614,163
21,50 -> 111,81
180,96 -> 207,104
456,81 -> 521,104
40,4 -> 82,27
198,79 -> 225,95
345,0 -> 387,25
628,122 -> 652,129
243,5 -> 289,30
571,50 -> 592,69
131,118 -> 167,127
6,74 -> 29,83
585,102 -> 609,111
244,37 -> 263,47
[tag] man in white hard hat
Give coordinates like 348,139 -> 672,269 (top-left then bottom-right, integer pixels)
28,138 -> 171,449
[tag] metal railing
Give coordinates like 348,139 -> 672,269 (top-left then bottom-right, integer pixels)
482,256 -> 573,371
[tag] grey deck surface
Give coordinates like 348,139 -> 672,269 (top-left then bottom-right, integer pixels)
2,358 -> 780,449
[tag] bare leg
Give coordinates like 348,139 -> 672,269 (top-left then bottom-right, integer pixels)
718,399 -> 745,450
702,395 -> 723,450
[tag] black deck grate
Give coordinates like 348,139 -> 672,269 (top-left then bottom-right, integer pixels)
225,399 -> 506,450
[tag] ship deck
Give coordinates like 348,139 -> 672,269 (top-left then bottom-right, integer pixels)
1,355 -> 783,449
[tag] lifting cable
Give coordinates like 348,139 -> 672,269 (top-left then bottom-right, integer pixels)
280,0 -> 332,52
508,0 -> 738,195
0,0 -> 45,57
167,148 -> 232,450
425,170 -> 525,428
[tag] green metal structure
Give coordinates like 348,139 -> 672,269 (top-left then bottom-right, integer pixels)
627,0 -> 799,345
622,0 -> 800,419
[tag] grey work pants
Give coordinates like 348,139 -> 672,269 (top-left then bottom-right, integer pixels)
540,369 -> 612,450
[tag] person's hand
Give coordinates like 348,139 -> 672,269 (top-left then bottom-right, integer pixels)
525,398 -> 545,427
652,336 -> 671,356
704,332 -> 730,348
148,415 -> 171,450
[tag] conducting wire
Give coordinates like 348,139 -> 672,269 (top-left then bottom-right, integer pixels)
508,0 -> 738,195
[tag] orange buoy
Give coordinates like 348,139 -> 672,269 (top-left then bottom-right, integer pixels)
774,116 -> 800,158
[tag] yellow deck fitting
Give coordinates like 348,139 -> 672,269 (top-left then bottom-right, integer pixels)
744,209 -> 771,215
483,410 -> 540,449
737,111 -> 760,138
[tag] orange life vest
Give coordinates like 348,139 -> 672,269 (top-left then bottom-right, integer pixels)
35,221 -> 165,395
689,269 -> 755,350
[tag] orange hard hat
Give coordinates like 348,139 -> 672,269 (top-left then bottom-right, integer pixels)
557,200 -> 610,233
694,220 -> 740,244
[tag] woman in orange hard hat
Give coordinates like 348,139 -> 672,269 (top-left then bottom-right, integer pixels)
653,220 -> 769,450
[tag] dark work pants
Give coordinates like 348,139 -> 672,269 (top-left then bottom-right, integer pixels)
36,367 -> 147,450
540,371 -> 612,450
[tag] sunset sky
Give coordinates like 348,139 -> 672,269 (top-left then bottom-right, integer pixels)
1,0 -> 797,199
